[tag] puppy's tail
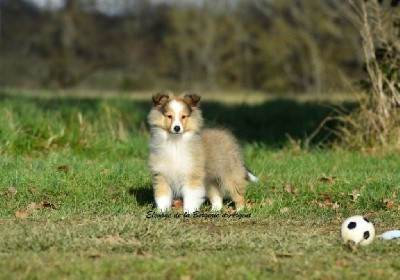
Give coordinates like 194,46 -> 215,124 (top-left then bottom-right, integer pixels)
245,166 -> 258,182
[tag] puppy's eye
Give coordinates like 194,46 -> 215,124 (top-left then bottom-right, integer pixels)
167,115 -> 172,119
182,115 -> 186,119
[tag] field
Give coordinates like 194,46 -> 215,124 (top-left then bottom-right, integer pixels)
0,89 -> 399,279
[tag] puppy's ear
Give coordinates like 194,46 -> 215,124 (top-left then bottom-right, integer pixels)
152,92 -> 169,108
183,93 -> 201,108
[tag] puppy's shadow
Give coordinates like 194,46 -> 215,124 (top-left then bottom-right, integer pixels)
129,187 -> 154,206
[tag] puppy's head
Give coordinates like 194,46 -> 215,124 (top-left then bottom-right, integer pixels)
149,91 -> 202,134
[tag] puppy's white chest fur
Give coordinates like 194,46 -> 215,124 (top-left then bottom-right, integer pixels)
150,130 -> 197,188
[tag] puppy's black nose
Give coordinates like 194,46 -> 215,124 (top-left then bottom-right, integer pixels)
174,126 -> 181,132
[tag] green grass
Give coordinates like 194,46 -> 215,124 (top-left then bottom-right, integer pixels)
0,89 -> 399,279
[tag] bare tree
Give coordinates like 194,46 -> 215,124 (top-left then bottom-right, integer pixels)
336,0 -> 400,148
251,0 -> 358,93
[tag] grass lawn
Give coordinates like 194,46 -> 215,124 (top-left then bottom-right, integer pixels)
0,89 -> 399,279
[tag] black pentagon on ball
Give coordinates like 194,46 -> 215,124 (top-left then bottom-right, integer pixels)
363,217 -> 370,223
364,231 -> 370,239
347,221 -> 357,229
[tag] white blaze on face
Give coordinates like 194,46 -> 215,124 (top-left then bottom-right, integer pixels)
169,100 -> 184,134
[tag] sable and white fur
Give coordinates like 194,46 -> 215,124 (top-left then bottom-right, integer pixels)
148,91 -> 257,213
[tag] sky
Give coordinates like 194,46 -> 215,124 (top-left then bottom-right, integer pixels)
22,0 -> 135,15
21,0 -> 175,15
23,0 -> 65,10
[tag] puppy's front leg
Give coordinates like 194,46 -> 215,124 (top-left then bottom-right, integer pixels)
183,175 -> 205,214
153,173 -> 172,212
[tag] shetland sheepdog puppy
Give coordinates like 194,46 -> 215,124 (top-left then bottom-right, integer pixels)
148,91 -> 257,213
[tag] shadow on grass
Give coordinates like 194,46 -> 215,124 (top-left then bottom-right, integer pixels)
0,90 -> 357,147
201,100 -> 356,147
128,186 -> 238,208
129,187 -> 154,206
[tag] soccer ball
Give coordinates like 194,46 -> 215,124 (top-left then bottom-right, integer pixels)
340,215 -> 375,246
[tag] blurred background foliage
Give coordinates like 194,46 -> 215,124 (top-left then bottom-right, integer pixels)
3,0 -> 397,93
0,0 -> 399,150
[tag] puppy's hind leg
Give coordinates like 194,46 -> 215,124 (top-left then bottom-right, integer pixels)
224,177 -> 247,211
206,179 -> 223,211
153,173 -> 172,212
